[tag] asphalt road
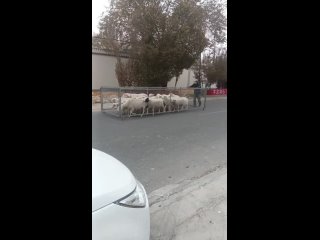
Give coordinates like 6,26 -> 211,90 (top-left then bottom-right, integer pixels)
92,97 -> 227,193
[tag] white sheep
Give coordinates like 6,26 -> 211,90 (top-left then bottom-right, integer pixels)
147,97 -> 165,116
169,93 -> 180,98
113,97 -> 129,110
159,94 -> 174,112
112,92 -> 189,117
111,98 -> 118,103
171,96 -> 188,111
122,93 -> 148,99
121,98 -> 149,117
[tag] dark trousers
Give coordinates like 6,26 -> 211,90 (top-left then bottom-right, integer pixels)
193,94 -> 201,106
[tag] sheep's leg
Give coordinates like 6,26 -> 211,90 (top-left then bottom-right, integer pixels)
153,107 -> 155,117
141,107 -> 145,117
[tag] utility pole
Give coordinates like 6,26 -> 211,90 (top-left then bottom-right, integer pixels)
199,53 -> 202,83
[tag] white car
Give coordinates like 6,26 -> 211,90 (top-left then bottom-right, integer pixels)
92,149 -> 150,240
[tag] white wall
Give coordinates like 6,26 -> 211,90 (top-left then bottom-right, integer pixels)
167,69 -> 197,88
92,50 -> 197,89
92,52 -> 128,90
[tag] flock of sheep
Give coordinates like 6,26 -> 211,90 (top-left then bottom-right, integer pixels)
110,92 -> 189,117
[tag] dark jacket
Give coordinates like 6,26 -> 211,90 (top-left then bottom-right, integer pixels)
190,81 -> 201,95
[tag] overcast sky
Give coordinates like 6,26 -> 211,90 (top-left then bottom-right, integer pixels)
92,0 -> 110,35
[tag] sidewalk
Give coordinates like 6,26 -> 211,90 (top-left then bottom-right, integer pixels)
206,95 -> 227,100
92,103 -> 101,112
148,165 -> 227,240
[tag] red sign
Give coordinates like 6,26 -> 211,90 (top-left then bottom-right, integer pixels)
207,89 -> 227,95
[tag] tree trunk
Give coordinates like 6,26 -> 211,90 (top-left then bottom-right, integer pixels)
174,76 -> 179,87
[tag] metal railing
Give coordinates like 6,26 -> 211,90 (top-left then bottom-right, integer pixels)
100,86 -> 207,119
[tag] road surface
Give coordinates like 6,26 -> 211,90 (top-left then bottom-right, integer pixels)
92,97 -> 227,193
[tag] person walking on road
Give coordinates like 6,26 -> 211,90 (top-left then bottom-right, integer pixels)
190,80 -> 202,107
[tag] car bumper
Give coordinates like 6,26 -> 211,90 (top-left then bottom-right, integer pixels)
92,185 -> 150,240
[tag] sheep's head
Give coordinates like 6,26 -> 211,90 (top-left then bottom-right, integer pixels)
112,103 -> 118,109
144,98 -> 149,103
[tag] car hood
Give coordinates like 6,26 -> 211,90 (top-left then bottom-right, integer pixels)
92,149 -> 136,212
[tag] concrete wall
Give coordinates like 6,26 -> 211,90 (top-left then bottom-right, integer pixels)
92,49 -> 197,89
167,69 -> 197,88
92,49 -> 129,90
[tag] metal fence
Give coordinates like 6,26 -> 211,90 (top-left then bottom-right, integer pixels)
100,86 -> 207,119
